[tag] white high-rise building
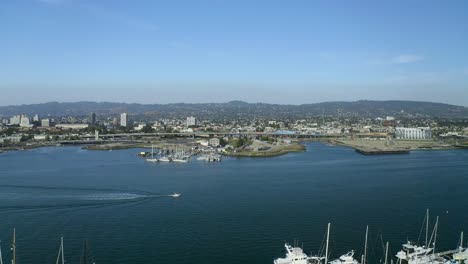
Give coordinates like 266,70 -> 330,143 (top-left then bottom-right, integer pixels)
187,116 -> 196,127
120,113 -> 128,127
9,115 -> 21,125
395,127 -> 432,140
33,114 -> 40,122
41,118 -> 50,127
20,115 -> 32,127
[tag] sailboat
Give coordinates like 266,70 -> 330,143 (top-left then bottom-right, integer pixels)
56,237 -> 65,264
146,145 -> 159,162
172,145 -> 189,162
395,210 -> 447,264
11,228 -> 16,264
328,224 -> 360,264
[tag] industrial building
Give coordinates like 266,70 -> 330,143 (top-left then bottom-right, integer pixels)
395,127 -> 432,140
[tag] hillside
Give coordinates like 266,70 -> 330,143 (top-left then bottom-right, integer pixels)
0,100 -> 467,119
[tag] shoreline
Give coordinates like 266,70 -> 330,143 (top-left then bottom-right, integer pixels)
222,143 -> 306,157
329,139 -> 466,155
1,139 -> 466,156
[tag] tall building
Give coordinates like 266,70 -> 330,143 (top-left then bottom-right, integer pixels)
20,115 -> 31,127
9,115 -> 21,125
33,114 -> 40,122
395,127 -> 432,140
120,113 -> 128,127
186,116 -> 196,127
41,118 -> 50,127
89,112 -> 96,124
112,117 -> 118,127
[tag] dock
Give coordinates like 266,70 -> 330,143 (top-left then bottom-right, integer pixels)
355,148 -> 410,155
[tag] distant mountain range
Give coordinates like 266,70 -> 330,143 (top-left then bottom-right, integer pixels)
0,100 -> 467,120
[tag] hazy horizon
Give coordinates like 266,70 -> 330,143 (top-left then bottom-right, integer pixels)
1,98 -> 467,108
1,0 -> 468,106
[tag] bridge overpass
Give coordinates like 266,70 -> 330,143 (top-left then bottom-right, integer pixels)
80,132 -> 341,139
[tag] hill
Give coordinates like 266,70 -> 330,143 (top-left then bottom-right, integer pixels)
0,100 -> 466,120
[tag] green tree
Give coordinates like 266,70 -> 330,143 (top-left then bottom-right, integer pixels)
142,124 -> 154,133
219,138 -> 227,147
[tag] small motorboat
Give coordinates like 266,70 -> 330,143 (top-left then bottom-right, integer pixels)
169,193 -> 181,197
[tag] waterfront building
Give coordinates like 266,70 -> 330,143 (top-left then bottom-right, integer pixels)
34,135 -> 47,141
395,127 -> 432,140
120,113 -> 128,127
209,138 -> 220,147
0,135 -> 22,143
89,112 -> 96,124
187,116 -> 196,127
41,119 -> 50,127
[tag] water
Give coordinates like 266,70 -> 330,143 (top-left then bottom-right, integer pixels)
0,143 -> 467,264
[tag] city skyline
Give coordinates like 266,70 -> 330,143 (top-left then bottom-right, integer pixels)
1,0 -> 468,106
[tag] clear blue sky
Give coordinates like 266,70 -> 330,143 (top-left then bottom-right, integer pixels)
1,0 -> 468,106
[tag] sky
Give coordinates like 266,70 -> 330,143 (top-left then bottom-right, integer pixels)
1,0 -> 468,106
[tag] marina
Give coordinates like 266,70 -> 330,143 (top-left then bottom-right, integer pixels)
0,143 -> 467,263
274,212 -> 468,264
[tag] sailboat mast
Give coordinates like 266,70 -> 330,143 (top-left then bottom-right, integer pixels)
325,223 -> 330,264
81,240 -> 88,264
385,241 -> 389,264
433,216 -> 439,254
460,231 -> 464,251
61,237 -> 64,264
425,209 -> 429,248
0,239 -> 4,264
364,225 -> 368,264
12,228 -> 16,264
56,237 -> 65,264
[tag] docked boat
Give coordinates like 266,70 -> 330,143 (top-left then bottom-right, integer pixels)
329,251 -> 360,264
395,211 -> 462,264
453,249 -> 468,263
274,243 -> 316,264
172,157 -> 189,163
197,152 -> 221,162
146,145 -> 159,162
274,223 -> 356,264
159,156 -> 172,162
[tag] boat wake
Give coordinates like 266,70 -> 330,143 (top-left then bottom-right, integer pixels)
0,185 -> 163,212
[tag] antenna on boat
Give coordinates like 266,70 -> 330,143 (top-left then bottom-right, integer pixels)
325,223 -> 330,264
363,225 -> 369,264
384,241 -> 389,264
11,228 -> 16,264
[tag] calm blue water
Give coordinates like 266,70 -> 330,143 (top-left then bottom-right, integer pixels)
0,143 -> 467,264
